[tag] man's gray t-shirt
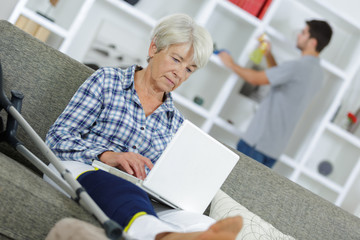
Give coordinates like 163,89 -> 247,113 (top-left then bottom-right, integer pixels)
243,55 -> 324,159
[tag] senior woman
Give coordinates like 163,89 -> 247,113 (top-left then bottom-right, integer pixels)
45,14 -> 242,240
46,13 -> 213,180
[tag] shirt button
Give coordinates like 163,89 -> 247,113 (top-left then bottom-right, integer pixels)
132,145 -> 137,149
140,127 -> 145,130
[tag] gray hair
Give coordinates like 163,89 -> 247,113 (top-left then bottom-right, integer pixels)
150,14 -> 213,69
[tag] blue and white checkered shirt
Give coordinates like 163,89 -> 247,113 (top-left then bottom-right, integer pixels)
45,65 -> 184,165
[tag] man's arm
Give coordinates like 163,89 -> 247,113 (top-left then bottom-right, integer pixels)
218,51 -> 269,86
265,51 -> 277,68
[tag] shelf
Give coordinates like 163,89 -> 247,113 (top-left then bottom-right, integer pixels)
217,0 -> 261,27
327,123 -> 360,149
340,172 -> 360,216
205,3 -> 257,59
218,79 -> 258,132
305,128 -> 360,186
172,92 -> 210,119
270,0 -> 360,74
81,10 -> 152,68
20,7 -> 67,37
297,0 -> 360,75
268,0 -> 314,43
174,61 -> 230,111
331,69 -> 360,139
68,0 -> 153,62
279,154 -> 298,168
106,0 -> 156,27
134,0 -> 208,20
173,100 -> 208,128
25,0 -> 87,30
301,167 -> 343,194
214,117 -> 242,137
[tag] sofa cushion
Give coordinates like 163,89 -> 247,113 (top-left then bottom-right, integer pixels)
210,190 -> 295,239
0,152 -> 100,239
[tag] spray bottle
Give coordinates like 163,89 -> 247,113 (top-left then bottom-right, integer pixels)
249,34 -> 268,65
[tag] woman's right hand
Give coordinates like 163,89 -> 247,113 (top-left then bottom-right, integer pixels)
98,151 -> 154,180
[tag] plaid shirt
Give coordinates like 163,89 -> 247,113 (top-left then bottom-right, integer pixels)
46,65 -> 184,165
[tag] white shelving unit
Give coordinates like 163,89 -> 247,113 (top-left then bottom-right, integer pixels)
7,0 -> 360,217
8,0 -> 96,53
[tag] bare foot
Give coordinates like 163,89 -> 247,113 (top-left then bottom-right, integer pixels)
156,216 -> 243,240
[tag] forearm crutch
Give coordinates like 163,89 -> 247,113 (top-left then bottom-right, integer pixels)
0,61 -> 133,240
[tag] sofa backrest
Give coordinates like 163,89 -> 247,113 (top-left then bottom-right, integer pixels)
0,20 -> 94,173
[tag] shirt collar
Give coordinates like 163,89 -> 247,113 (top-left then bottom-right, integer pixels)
122,65 -> 138,90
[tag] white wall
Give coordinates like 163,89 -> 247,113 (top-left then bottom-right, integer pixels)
323,0 -> 360,24
0,0 -> 18,20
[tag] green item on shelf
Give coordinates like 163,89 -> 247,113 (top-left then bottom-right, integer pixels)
194,96 -> 204,106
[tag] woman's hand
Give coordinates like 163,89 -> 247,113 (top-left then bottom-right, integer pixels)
99,151 -> 154,180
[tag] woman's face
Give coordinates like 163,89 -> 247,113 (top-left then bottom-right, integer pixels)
148,42 -> 197,93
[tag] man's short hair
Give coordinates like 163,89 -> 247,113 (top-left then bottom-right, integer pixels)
306,20 -> 333,52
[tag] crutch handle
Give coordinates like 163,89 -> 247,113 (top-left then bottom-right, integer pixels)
0,61 -> 12,110
4,90 -> 24,147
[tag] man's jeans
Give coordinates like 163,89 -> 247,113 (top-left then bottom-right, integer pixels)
236,140 -> 277,168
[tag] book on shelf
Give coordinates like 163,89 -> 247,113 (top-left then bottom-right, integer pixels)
229,0 -> 241,5
228,0 -> 272,19
241,0 -> 267,17
15,15 -> 51,42
257,0 -> 272,19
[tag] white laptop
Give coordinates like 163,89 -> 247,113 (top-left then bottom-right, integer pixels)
92,120 -> 239,214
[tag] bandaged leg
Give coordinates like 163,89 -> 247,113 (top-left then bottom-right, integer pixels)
78,170 -> 180,239
44,161 -> 234,239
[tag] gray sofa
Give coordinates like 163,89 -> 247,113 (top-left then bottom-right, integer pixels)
0,20 -> 359,240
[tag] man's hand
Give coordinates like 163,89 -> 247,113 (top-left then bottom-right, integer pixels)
218,51 -> 236,70
99,151 -> 153,180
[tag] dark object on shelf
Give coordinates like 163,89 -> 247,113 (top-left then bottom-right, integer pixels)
239,63 -> 269,102
36,2 -> 56,22
240,81 -> 258,97
36,11 -> 55,22
93,48 -> 109,57
108,44 -> 116,49
227,119 -> 234,125
194,96 -> 204,106
123,0 -> 140,6
318,160 -> 333,176
331,104 -> 341,122
84,63 -> 100,70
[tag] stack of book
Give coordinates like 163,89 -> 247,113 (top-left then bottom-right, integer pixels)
15,15 -> 51,43
229,0 -> 272,19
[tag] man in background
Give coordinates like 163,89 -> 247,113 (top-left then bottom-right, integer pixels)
218,19 -> 333,168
